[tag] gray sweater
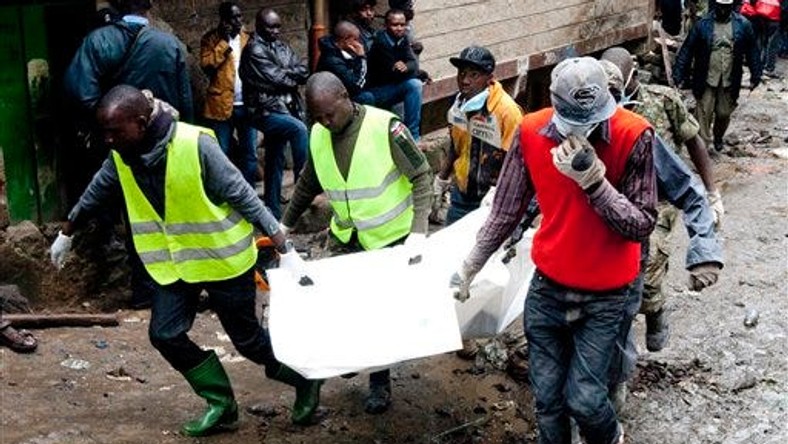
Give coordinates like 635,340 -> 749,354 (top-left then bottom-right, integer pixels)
69,116 -> 280,237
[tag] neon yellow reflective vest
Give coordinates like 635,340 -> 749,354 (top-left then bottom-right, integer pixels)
310,106 -> 413,250
113,122 -> 256,285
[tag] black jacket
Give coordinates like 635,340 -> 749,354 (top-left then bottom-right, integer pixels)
673,13 -> 761,102
64,19 -> 193,122
366,30 -> 418,87
316,36 -> 367,98
239,34 -> 309,117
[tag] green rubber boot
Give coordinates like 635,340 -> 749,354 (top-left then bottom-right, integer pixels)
266,364 -> 323,425
181,352 -> 239,437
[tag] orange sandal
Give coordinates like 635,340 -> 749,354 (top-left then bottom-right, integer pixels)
0,320 -> 37,353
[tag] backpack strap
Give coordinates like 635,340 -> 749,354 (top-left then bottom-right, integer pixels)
106,23 -> 148,84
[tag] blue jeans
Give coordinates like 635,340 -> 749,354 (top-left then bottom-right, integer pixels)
148,267 -> 277,373
608,272 -> 644,388
357,78 -> 423,140
525,271 -> 627,444
252,112 -> 308,219
753,17 -> 780,73
207,105 -> 259,186
445,186 -> 481,226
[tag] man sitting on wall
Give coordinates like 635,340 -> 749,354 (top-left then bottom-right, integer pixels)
316,21 -> 369,103
346,0 -> 378,53
361,9 -> 423,141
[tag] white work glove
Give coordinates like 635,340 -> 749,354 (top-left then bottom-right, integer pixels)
707,190 -> 724,231
431,176 -> 451,219
450,260 -> 479,302
278,223 -> 292,236
50,231 -> 73,270
551,135 -> 607,190
404,233 -> 426,265
688,263 -> 721,291
433,176 -> 451,196
277,242 -> 313,285
481,186 -> 496,208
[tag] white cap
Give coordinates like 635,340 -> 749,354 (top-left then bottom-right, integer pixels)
715,0 -> 733,4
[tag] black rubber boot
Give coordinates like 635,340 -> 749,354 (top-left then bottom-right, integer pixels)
181,351 -> 238,437
365,370 -> 392,414
266,364 -> 323,425
646,308 -> 671,352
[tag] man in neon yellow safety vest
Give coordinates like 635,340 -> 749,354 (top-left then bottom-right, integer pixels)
280,71 -> 432,415
49,85 -> 322,436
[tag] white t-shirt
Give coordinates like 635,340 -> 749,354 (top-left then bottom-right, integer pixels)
229,34 -> 243,105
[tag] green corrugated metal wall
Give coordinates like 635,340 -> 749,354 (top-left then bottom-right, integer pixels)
0,1 -> 91,224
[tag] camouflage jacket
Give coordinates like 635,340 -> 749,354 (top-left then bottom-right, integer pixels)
632,84 -> 699,154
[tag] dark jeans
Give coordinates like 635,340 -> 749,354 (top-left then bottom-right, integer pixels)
753,17 -> 781,72
445,186 -> 482,226
148,267 -> 277,373
607,272 -> 644,388
126,232 -> 156,309
252,112 -> 308,220
356,78 -> 422,140
207,106 -> 258,186
524,271 -> 627,444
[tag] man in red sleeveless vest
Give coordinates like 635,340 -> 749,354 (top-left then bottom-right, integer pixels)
453,57 -> 657,444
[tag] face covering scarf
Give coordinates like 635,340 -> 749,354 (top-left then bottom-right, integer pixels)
447,89 -> 490,127
618,66 -> 642,108
460,89 -> 490,113
551,113 -> 600,138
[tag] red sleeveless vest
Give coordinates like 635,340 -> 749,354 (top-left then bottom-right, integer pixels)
521,107 -> 651,291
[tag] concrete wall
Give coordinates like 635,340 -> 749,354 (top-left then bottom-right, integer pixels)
150,0 -> 309,57
137,0 -> 310,120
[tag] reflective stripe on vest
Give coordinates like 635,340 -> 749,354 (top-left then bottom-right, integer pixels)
113,122 -> 256,285
310,106 -> 413,250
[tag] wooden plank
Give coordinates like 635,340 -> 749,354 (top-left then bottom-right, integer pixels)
417,1 -> 650,81
422,22 -> 650,103
419,3 -> 647,59
4,313 -> 119,328
416,0 -> 590,36
527,23 -> 651,69
418,0 -> 484,12
418,2 -> 595,61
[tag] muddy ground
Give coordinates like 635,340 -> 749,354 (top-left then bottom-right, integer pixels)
1,61 -> 787,443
